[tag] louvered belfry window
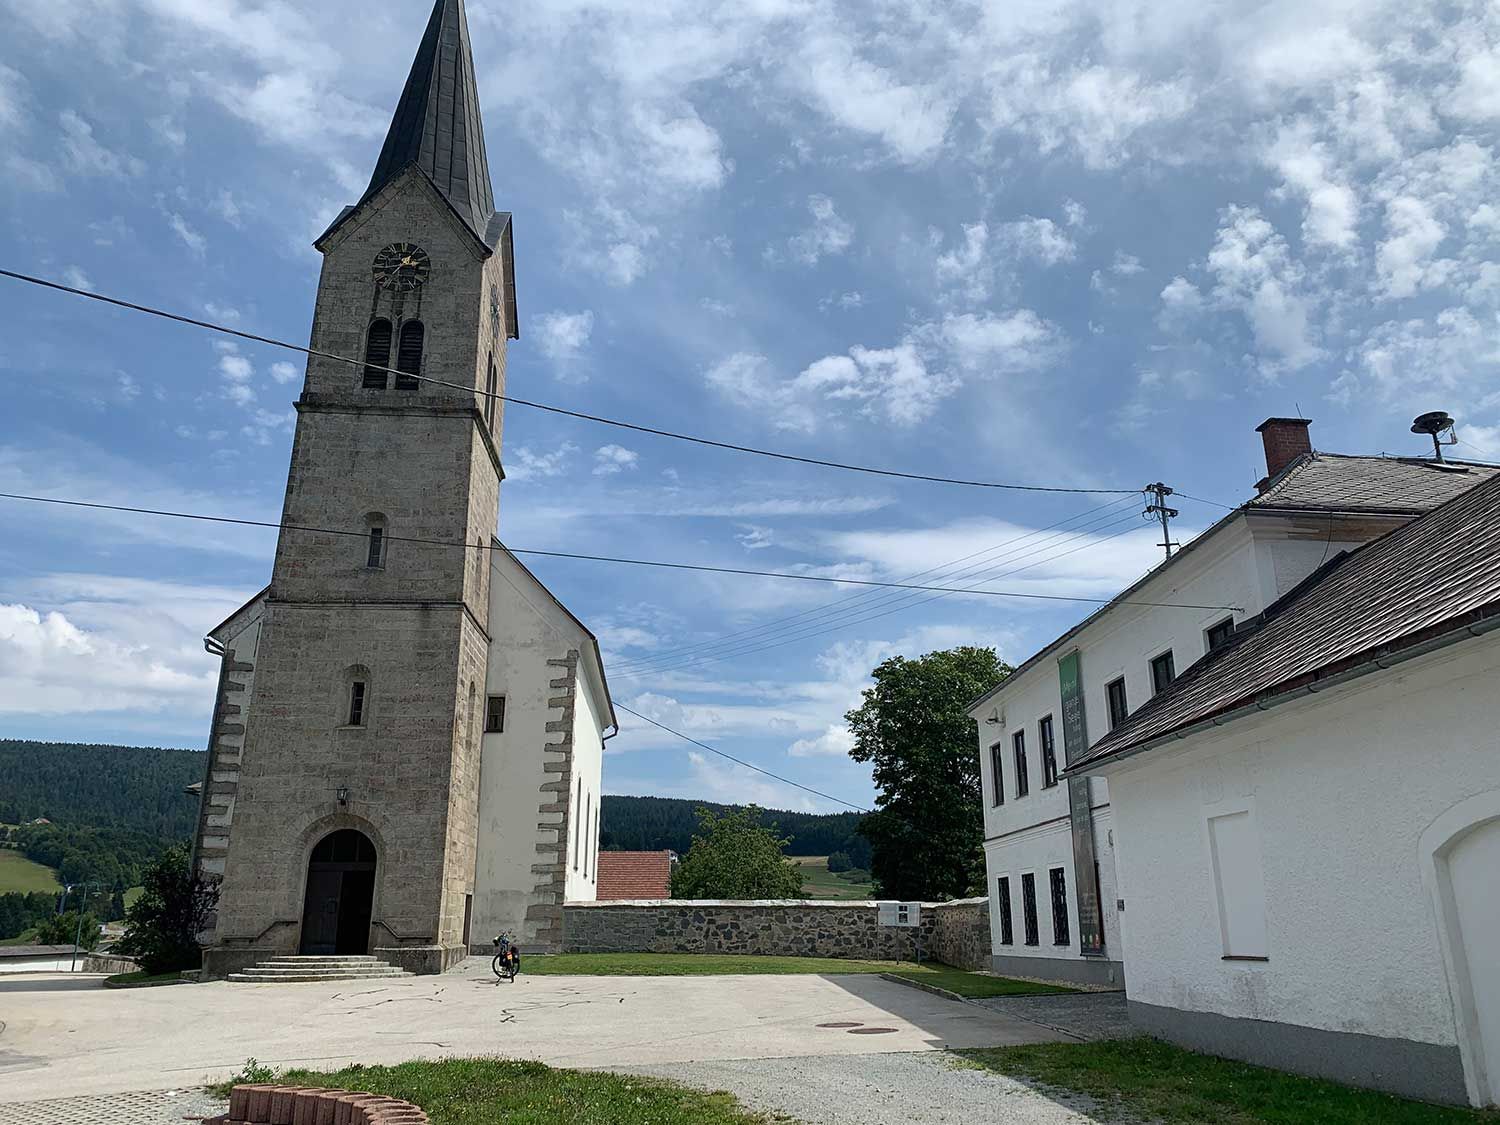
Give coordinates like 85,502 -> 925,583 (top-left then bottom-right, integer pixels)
362,319 -> 392,388
395,320 -> 424,390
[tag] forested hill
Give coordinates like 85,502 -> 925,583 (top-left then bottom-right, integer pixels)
0,741 -> 204,837
599,794 -> 870,862
0,741 -> 866,860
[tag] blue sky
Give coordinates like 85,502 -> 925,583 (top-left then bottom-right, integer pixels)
3,0 -> 1499,812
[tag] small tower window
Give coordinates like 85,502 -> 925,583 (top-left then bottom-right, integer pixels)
366,526 -> 385,568
395,321 -> 424,390
484,352 -> 497,429
485,694 -> 506,733
363,319 -> 392,389
348,681 -> 367,727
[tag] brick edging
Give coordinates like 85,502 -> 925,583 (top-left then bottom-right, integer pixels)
878,972 -> 968,1004
210,1083 -> 429,1125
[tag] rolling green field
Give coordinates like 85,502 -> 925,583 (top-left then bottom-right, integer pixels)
0,848 -> 62,893
791,855 -> 875,900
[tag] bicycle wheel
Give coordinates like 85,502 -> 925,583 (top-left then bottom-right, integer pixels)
492,953 -> 504,980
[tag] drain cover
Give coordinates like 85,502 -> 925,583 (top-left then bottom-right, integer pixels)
848,1027 -> 898,1034
816,1021 -> 863,1028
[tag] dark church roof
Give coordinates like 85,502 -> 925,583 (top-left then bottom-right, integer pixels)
367,0 -> 495,242
1069,468 -> 1500,772
1249,452 -> 1500,516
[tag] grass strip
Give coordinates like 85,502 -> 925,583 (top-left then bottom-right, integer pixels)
956,1038 -> 1494,1124
885,966 -> 1075,998
223,1057 -> 776,1125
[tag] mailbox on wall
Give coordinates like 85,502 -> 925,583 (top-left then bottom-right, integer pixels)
877,901 -> 922,928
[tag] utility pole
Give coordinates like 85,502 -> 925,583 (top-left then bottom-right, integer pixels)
1144,483 -> 1179,560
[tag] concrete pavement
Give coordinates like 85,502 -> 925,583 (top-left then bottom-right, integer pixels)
0,958 -> 1067,1102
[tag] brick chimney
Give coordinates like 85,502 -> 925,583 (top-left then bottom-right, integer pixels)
1255,417 -> 1312,487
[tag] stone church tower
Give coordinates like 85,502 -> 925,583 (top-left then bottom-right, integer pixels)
200,0 -> 521,979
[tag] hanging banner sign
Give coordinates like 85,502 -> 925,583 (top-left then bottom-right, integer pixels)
1058,649 -> 1105,957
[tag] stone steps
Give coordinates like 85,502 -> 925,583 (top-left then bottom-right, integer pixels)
227,954 -> 413,984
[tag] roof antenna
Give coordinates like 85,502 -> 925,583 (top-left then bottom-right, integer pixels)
1411,411 -> 1458,463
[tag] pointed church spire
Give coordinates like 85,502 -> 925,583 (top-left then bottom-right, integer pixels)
364,0 -> 497,242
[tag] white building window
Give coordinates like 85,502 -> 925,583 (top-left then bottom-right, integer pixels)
485,694 -> 505,733
1150,650 -> 1176,695
1207,810 -> 1268,959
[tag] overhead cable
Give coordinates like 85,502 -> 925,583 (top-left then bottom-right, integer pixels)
0,491 -> 1244,610
0,267 -> 1141,496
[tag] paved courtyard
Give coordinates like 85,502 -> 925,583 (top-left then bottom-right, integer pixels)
0,958 -> 1071,1106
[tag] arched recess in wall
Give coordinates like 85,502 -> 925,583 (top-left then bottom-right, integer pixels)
1421,789 -> 1500,1108
395,321 -> 423,390
362,319 -> 392,389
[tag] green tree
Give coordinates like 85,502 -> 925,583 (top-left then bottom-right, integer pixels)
115,844 -> 220,975
669,806 -> 806,900
34,910 -> 101,950
826,850 -> 852,873
846,646 -> 1009,901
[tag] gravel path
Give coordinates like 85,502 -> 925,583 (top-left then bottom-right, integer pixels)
971,992 -> 1134,1041
616,1051 -> 1109,1124
0,1088 -> 227,1125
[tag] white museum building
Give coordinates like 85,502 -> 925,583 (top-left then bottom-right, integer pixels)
966,417 -> 1496,986
1070,464 -> 1500,1107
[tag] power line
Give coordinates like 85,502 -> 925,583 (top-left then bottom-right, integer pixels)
614,514 -> 1150,679
611,502 -> 1147,676
615,703 -> 870,813
610,495 -> 1140,673
0,491 -> 1244,610
0,267 -> 1140,496
1175,491 -> 1238,510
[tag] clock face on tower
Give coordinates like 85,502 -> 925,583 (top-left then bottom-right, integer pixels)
489,285 -> 502,338
373,243 -> 430,292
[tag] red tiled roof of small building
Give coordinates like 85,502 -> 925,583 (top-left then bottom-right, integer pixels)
595,851 -> 673,900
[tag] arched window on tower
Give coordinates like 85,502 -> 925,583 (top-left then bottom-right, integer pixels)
484,352 -> 497,429
395,321 -> 423,390
362,319 -> 392,389
364,513 -> 387,569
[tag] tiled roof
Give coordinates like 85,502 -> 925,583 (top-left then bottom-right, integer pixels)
595,851 -> 673,900
1072,469 -> 1500,770
1250,453 -> 1499,514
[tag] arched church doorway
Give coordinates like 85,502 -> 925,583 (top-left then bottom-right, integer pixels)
299,829 -> 377,955
1448,817 -> 1500,1105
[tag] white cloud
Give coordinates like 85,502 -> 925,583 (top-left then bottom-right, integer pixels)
0,64 -> 28,133
1205,205 -> 1321,372
149,114 -> 186,149
166,211 -> 207,256
1376,195 -> 1449,299
58,109 -> 144,177
117,373 -> 140,401
269,361 -> 299,384
534,309 -> 595,374
935,310 -> 1066,373
593,444 -> 640,475
785,194 -> 854,265
62,266 -> 93,291
788,723 -> 854,758
508,442 -> 579,483
1264,120 -> 1359,250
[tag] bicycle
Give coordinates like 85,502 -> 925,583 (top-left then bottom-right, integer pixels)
492,932 -> 521,981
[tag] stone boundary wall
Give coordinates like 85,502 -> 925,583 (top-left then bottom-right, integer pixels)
210,1084 -> 428,1125
562,897 -> 989,968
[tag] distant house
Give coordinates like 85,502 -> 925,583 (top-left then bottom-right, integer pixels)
594,851 -> 675,900
28,818 -> 50,826
1070,466 -> 1500,1107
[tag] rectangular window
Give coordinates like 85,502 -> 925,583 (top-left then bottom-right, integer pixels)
997,877 -> 1013,945
989,742 -> 1005,806
1039,716 -> 1058,788
1021,872 -> 1039,946
1150,650 -> 1176,696
1208,811 -> 1268,958
1206,616 -> 1236,653
573,779 -> 583,871
1012,730 -> 1029,798
484,694 -> 506,733
366,526 -> 384,568
1106,677 -> 1129,729
348,681 -> 366,727
1049,867 -> 1070,945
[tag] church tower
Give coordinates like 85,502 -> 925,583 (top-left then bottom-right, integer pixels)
202,0 -> 516,977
